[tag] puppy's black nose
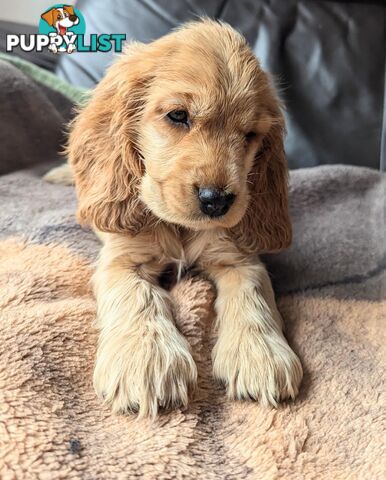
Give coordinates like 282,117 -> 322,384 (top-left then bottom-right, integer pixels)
69,14 -> 77,21
198,187 -> 235,218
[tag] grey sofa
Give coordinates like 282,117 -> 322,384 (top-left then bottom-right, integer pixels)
55,0 -> 386,170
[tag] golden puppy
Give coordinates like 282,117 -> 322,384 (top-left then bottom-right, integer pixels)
66,19 -> 302,417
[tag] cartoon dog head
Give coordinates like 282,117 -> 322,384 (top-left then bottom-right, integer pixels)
41,5 -> 79,35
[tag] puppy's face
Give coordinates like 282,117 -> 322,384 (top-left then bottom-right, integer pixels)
70,21 -> 291,252
137,32 -> 274,230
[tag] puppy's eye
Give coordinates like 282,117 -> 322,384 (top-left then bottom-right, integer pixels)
167,110 -> 189,125
245,131 -> 257,142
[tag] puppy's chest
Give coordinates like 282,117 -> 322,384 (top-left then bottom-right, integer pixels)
157,234 -> 204,290
158,229 -> 214,273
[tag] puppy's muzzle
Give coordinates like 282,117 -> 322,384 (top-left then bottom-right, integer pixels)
197,186 -> 235,218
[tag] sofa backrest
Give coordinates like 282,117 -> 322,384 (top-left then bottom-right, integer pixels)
56,0 -> 386,170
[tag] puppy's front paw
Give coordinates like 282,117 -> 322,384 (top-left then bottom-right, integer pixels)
93,320 -> 197,417
213,328 -> 302,406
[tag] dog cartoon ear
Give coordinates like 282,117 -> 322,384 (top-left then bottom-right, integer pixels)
231,103 -> 292,254
41,8 -> 56,26
68,42 -> 167,234
63,5 -> 75,16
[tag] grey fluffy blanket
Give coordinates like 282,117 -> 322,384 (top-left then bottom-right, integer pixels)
0,56 -> 385,480
0,55 -> 87,175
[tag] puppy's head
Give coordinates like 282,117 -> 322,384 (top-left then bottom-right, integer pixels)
69,20 -> 291,253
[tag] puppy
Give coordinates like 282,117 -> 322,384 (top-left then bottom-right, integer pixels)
65,20 -> 302,417
41,5 -> 79,54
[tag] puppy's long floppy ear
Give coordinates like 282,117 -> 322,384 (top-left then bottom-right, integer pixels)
41,8 -> 56,26
231,106 -> 292,254
68,43 -> 159,234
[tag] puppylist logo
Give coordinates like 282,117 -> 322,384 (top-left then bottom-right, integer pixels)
6,4 -> 126,54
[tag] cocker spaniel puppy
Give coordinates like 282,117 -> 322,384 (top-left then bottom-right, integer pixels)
66,20 -> 302,417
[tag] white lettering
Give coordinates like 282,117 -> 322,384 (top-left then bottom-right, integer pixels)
20,35 -> 36,52
63,32 -> 77,46
49,33 -> 64,47
36,35 -> 50,50
6,34 -> 20,52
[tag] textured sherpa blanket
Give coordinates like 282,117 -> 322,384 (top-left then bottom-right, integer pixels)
0,162 -> 384,480
0,58 -> 385,479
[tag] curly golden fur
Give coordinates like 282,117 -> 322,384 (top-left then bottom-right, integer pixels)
57,20 -> 302,417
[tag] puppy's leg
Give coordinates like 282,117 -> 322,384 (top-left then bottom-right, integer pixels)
93,233 -> 197,417
208,257 -> 302,406
43,163 -> 74,185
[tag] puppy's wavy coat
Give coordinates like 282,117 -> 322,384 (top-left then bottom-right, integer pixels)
66,20 -> 302,417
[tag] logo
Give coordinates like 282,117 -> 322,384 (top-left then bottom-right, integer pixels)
6,4 -> 126,54
39,4 -> 85,53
